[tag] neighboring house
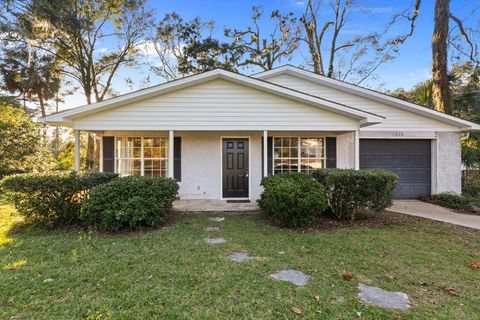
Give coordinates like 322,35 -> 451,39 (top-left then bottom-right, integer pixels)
44,65 -> 480,200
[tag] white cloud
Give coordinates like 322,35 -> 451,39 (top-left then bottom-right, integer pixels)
354,6 -> 394,14
136,39 -> 159,57
407,68 -> 431,83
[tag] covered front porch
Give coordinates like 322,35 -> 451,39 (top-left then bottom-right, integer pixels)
72,130 -> 360,201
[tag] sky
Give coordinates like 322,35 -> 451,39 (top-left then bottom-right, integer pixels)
58,0 -> 479,111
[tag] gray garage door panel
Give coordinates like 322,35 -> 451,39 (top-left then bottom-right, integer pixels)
360,139 -> 431,199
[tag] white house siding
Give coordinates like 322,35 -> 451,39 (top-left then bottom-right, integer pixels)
73,79 -> 359,132
265,74 -> 459,132
434,132 -> 461,194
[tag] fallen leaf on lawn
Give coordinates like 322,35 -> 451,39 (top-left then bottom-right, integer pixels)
343,271 -> 352,281
468,262 -> 480,270
292,306 -> 302,315
314,295 -> 320,301
444,287 -> 460,297
378,252 -> 390,258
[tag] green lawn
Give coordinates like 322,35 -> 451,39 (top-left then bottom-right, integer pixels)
1,199 -> 479,319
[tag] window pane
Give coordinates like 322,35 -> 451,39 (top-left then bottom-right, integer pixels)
291,138 -> 298,147
160,147 -> 167,158
144,138 -> 152,147
274,138 -> 281,147
133,137 -> 141,148
291,147 -> 298,158
274,147 -> 281,158
151,148 -> 161,158
133,147 -> 141,158
144,147 -> 152,158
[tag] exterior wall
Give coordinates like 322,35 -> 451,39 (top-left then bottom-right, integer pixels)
177,131 -> 263,200
105,130 -> 354,200
265,74 -> 459,132
434,131 -> 461,194
337,132 -> 355,168
73,79 -> 358,131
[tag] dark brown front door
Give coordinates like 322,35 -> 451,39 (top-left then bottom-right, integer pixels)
222,138 -> 249,198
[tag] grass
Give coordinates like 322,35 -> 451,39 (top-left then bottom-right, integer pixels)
1,200 -> 479,319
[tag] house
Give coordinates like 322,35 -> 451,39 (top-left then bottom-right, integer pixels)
44,65 -> 480,200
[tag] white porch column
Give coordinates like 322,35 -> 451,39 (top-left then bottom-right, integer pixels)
168,130 -> 174,178
354,129 -> 360,170
99,136 -> 104,172
263,130 -> 268,177
74,130 -> 80,171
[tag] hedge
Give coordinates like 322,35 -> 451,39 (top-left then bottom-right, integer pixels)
312,169 -> 399,220
80,176 -> 179,231
422,193 -> 480,215
258,173 -> 328,227
0,171 -> 118,225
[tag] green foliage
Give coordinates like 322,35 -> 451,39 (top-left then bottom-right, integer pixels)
80,176 -> 179,231
423,193 -> 480,215
151,12 -> 242,79
224,6 -> 300,71
0,44 -> 61,117
0,171 -> 118,225
312,169 -> 399,220
0,105 -> 54,178
258,173 -> 328,228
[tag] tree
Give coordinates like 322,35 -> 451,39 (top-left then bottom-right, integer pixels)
8,0 -> 154,169
148,13 -> 241,80
432,0 -> 451,113
0,104 -> 53,177
224,6 -> 300,71
390,80 -> 434,109
300,0 -> 421,84
0,45 -> 61,117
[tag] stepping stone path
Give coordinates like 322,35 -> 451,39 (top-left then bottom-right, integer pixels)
206,237 -> 226,244
202,217 -> 311,287
270,269 -> 311,286
358,284 -> 410,311
208,217 -> 225,222
225,252 -> 252,262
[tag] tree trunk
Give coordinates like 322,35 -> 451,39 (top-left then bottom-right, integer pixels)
432,0 -> 451,113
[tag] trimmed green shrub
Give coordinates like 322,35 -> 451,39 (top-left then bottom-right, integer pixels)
80,176 -> 179,231
312,169 -> 399,220
422,193 -> 480,215
0,171 -> 118,225
258,173 -> 328,228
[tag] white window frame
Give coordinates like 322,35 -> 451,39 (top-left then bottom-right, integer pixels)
114,136 -> 169,177
272,136 -> 327,174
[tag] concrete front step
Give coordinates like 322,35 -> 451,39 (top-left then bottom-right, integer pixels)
171,199 -> 261,214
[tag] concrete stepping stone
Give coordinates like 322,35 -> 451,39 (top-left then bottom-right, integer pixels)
205,227 -> 220,231
225,252 -> 252,262
206,237 -> 225,244
270,269 -> 311,286
208,217 -> 225,222
358,284 -> 410,311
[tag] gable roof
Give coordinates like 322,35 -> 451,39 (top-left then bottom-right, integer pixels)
45,68 -> 384,127
253,65 -> 480,131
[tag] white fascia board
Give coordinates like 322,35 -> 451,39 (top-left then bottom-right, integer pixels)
45,68 -> 384,127
254,65 -> 480,131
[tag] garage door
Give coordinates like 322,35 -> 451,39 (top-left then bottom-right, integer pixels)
360,139 -> 431,199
